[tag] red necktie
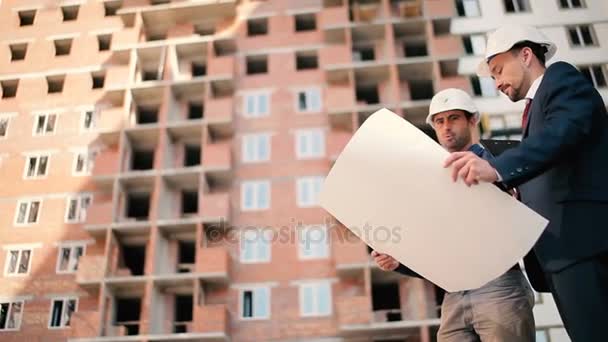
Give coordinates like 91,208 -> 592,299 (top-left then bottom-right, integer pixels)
521,99 -> 532,130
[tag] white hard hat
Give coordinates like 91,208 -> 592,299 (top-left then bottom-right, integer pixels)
426,88 -> 479,127
477,25 -> 557,77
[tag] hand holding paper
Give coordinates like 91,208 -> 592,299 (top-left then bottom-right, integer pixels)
371,250 -> 399,271
444,151 -> 499,186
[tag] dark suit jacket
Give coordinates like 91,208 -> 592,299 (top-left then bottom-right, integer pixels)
489,62 -> 608,282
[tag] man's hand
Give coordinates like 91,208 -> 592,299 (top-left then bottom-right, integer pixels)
443,151 -> 499,186
371,250 -> 399,271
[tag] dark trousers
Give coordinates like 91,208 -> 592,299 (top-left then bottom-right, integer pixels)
548,251 -> 608,342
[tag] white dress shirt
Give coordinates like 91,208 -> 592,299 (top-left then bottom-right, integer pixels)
525,75 -> 544,100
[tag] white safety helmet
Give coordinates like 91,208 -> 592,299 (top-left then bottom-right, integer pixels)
426,88 -> 479,127
477,25 -> 557,77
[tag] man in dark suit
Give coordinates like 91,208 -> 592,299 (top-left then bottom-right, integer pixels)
445,25 -> 608,341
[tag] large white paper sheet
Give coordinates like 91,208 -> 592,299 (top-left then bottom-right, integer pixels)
320,108 -> 548,292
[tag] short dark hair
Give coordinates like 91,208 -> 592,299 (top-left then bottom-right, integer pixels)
510,40 -> 547,65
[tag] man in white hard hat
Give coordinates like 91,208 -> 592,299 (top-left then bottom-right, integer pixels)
444,24 -> 608,341
373,88 -> 535,342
